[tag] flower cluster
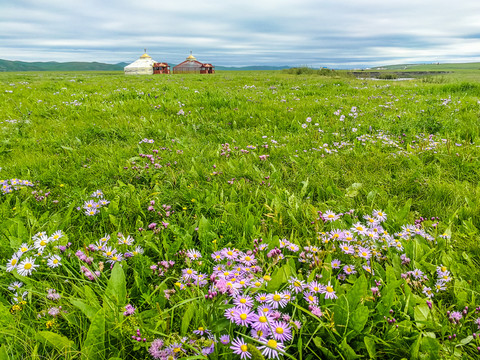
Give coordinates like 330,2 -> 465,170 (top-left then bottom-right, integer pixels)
1,178 -> 34,195
82,190 -> 110,216
6,230 -> 66,276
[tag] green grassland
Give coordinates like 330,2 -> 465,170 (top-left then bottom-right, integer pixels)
1,69 -> 480,359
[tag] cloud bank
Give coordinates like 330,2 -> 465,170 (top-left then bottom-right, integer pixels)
2,0 -> 480,67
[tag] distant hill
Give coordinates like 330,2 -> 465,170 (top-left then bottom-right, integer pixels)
372,62 -> 480,71
0,59 -> 291,72
215,65 -> 291,71
0,59 -> 126,72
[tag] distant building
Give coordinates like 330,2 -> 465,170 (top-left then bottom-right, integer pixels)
173,52 -> 215,74
124,52 -> 156,75
153,62 -> 170,74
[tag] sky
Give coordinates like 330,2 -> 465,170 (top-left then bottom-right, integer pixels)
2,0 -> 480,68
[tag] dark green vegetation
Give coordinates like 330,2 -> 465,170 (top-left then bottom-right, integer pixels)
0,59 -> 128,72
0,59 -> 290,72
1,70 -> 480,359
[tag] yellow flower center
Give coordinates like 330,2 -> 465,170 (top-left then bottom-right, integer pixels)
308,296 -> 314,301
267,339 -> 278,348
259,316 -> 267,323
106,251 -> 112,256
240,299 -> 247,304
326,286 -> 333,293
240,314 -> 247,320
245,256 -> 251,261
262,307 -> 269,313
198,327 -> 204,331
273,294 -> 281,302
187,269 -> 192,274
276,327 -> 284,334
263,275 -> 271,281
21,247 -> 28,252
24,263 -> 32,270
240,344 -> 248,352
227,251 -> 233,256
11,259 -> 17,265
254,282 -> 261,287
53,259 -> 58,264
40,240 -> 47,246
294,281 -> 301,287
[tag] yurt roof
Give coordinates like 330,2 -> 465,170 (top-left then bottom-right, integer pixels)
124,53 -> 156,69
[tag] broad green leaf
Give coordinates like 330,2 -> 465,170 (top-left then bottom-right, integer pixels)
364,336 -> 376,359
410,334 -> 421,359
347,274 -> 367,310
84,285 -> 101,309
181,303 -> 196,335
36,331 -> 75,352
0,346 -> 9,360
104,262 -> 126,307
266,263 -> 290,292
420,336 -> 439,359
458,335 -> 473,346
340,337 -> 360,360
81,308 -> 105,359
312,337 -> 336,360
333,294 -> 349,337
345,182 -> 362,198
349,305 -> 369,334
414,303 -> 430,328
70,299 -> 99,321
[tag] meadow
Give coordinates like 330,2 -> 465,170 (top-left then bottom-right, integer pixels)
1,69 -> 480,359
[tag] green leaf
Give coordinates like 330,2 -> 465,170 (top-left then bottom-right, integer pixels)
70,298 -> 99,321
0,346 -> 9,360
349,305 -> 369,335
414,303 -> 430,328
36,331 -> 75,353
410,334 -> 421,359
339,337 -> 360,360
104,262 -> 126,307
345,183 -> 362,198
420,336 -> 439,359
333,294 -> 349,337
266,263 -> 290,292
347,274 -> 367,310
312,337 -> 336,360
181,303 -> 196,335
81,308 -> 105,359
364,336 -> 376,359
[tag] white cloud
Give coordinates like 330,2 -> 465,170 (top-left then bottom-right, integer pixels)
1,0 -> 480,66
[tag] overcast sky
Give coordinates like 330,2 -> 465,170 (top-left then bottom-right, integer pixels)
2,0 -> 480,68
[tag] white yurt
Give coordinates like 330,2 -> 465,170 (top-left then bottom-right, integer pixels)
124,52 -> 156,75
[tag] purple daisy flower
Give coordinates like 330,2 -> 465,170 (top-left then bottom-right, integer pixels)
233,294 -> 254,308
324,281 -> 337,300
251,310 -> 275,332
271,320 -> 292,341
331,259 -> 341,269
258,338 -> 285,359
220,334 -> 230,345
233,306 -> 254,326
266,292 -> 288,309
288,277 -> 306,293
230,337 -> 251,359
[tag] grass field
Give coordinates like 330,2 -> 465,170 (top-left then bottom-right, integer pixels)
1,69 -> 480,359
